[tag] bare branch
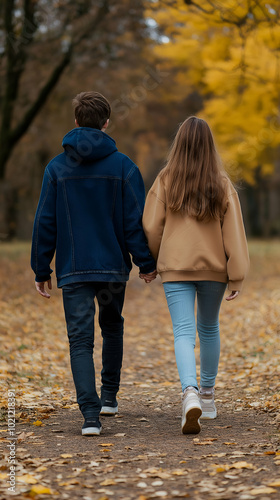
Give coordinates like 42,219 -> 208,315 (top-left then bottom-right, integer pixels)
184,0 -> 215,15
0,0 -> 110,179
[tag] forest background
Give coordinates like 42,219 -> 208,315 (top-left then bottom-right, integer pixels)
1,0 -> 280,240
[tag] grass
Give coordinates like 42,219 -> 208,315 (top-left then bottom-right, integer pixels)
248,238 -> 280,256
0,241 -> 31,259
0,239 -> 279,260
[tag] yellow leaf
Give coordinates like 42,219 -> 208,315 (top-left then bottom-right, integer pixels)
29,485 -> 52,495
250,487 -> 277,495
230,461 -> 256,470
60,454 -> 73,458
58,480 -> 80,486
33,420 -> 43,427
17,474 -> 38,484
98,443 -> 114,447
268,480 -> 280,487
171,470 -> 187,476
216,466 -> 228,473
100,479 -> 116,486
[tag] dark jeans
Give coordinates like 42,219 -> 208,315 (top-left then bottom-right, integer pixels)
62,281 -> 126,418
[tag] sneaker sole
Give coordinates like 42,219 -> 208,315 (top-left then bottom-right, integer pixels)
82,426 -> 102,436
182,407 -> 202,434
100,405 -> 118,416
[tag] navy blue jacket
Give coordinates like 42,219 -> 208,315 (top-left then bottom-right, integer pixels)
31,127 -> 156,287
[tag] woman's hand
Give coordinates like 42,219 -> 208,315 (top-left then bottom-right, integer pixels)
226,290 -> 239,301
139,270 -> 157,283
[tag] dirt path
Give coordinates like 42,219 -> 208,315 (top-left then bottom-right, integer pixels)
1,384 -> 279,500
0,241 -> 280,499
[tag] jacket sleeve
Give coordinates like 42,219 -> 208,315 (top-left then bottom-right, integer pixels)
221,190 -> 250,291
123,164 -> 156,274
142,177 -> 166,262
31,167 -> 57,282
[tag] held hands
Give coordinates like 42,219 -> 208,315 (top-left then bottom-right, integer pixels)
139,270 -> 157,283
35,278 -> 52,299
226,290 -> 239,301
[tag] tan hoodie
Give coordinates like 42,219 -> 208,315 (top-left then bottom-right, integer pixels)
143,175 -> 249,291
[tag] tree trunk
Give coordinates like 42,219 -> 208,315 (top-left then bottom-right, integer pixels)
0,180 -> 17,240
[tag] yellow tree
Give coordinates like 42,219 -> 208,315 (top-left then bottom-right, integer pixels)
147,0 -> 280,183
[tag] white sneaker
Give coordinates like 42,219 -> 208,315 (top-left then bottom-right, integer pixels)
199,388 -> 217,419
100,396 -> 118,416
82,418 -> 102,436
181,387 -> 202,434
100,404 -> 118,416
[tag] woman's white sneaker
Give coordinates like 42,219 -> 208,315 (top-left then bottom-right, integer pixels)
181,387 -> 202,434
199,388 -> 217,419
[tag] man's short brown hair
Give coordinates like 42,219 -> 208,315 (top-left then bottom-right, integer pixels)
72,91 -> 111,129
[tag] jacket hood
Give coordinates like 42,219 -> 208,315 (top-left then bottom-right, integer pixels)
62,127 -> 118,162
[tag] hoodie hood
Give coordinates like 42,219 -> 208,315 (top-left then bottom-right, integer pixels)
62,127 -> 118,162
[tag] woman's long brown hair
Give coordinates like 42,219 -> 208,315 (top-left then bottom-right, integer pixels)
160,116 -> 227,221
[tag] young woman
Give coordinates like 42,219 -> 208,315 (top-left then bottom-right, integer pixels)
142,116 -> 249,434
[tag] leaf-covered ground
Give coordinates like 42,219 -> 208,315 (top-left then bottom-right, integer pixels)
0,240 -> 279,500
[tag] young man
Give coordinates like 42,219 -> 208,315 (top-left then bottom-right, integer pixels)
31,91 -> 156,436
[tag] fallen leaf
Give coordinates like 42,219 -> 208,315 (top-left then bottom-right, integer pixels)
17,474 -> 38,484
250,487 -> 277,495
152,480 -> 164,486
268,480 -> 280,487
32,420 -> 44,427
230,461 -> 256,470
35,466 -> 47,472
172,470 -> 188,476
215,466 -> 228,473
100,479 -> 116,486
28,485 -> 53,495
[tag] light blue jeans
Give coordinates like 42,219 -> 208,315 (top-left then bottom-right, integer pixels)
163,281 -> 227,391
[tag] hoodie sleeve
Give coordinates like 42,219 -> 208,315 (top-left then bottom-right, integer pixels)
31,167 -> 57,282
222,189 -> 250,291
123,163 -> 156,274
143,176 -> 166,262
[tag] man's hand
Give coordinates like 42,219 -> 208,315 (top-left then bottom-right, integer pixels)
35,279 -> 52,299
226,290 -> 239,301
139,270 -> 157,283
